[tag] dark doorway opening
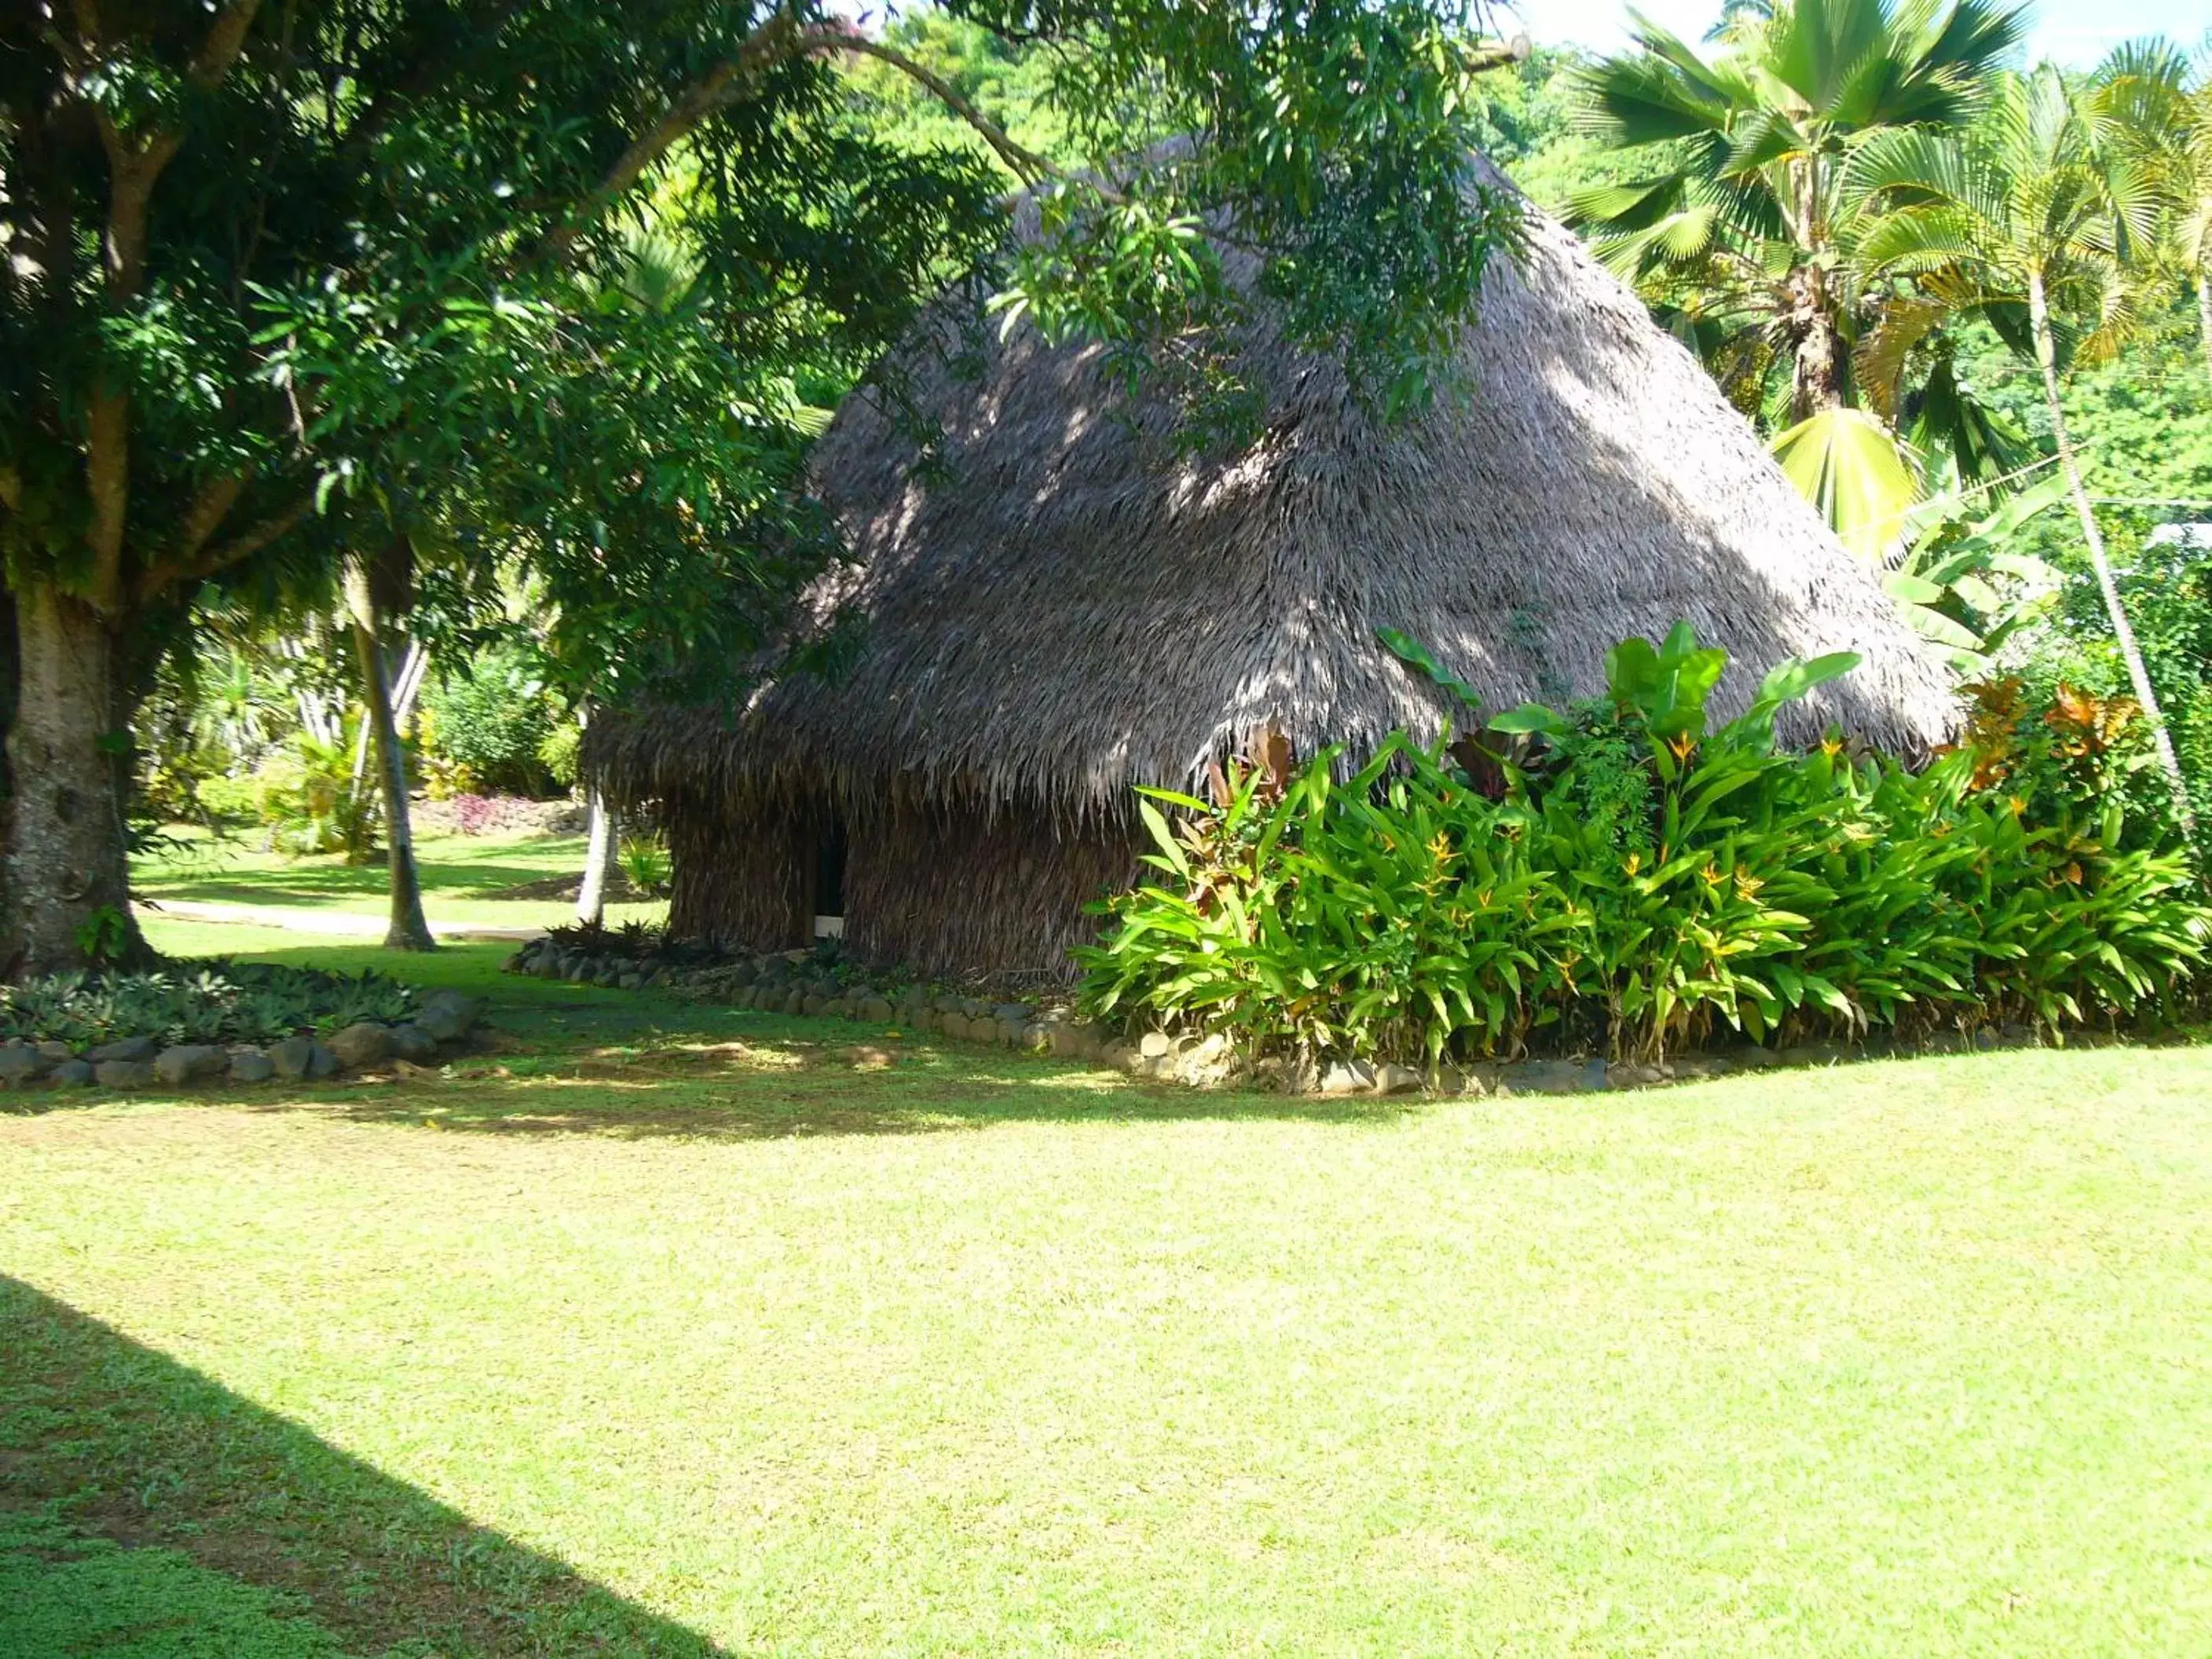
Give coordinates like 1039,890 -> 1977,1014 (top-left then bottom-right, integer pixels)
812,816 -> 848,941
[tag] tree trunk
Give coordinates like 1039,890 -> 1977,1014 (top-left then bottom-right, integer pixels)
2029,273 -> 2197,837
343,554 -> 436,952
2197,273 -> 2212,401
1786,167 -> 1843,421
2,584 -> 152,977
577,789 -> 619,926
1790,294 -> 1844,419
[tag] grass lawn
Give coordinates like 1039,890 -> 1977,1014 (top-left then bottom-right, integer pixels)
4,940 -> 2210,1656
134,826 -> 667,935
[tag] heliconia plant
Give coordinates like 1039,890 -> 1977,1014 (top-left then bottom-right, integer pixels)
1079,626 -> 2211,1071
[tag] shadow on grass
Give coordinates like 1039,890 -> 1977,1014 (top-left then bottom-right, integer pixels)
271,1043 -> 1411,1141
138,859 -> 580,908
0,1275 -> 723,1657
18,937 -> 1415,1141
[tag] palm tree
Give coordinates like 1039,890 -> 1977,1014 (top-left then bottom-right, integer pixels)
1568,0 -> 2023,420
2097,36 -> 2212,393
344,537 -> 438,951
1850,66 -> 2196,830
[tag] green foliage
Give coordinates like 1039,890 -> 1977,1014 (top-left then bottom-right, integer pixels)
1848,64 -> 2162,376
841,12 -> 1078,167
194,772 -> 265,828
1954,313 -> 2212,568
975,0 -> 1532,419
419,643 -> 559,797
1770,405 -> 1926,558
0,963 -> 415,1049
2018,531 -> 2212,860
72,906 -> 134,967
1566,0 -> 2028,485
1885,471 -> 2067,666
1082,627 -> 2210,1068
537,720 -> 584,790
255,731 -> 375,859
618,833 -> 673,899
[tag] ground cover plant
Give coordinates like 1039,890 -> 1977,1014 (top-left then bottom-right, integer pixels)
2,939 -> 2209,1656
0,962 -> 415,1051
1082,627 -> 2212,1068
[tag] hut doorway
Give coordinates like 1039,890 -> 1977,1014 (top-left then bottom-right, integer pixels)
811,815 -> 848,942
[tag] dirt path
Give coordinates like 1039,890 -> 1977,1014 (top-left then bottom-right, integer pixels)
135,898 -> 546,942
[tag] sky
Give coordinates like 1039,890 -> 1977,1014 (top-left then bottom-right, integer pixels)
1493,0 -> 2210,66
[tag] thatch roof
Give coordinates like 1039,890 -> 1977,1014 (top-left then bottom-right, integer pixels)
601,159 -> 1956,820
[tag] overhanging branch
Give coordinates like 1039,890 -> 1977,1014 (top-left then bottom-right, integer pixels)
537,10 -> 812,264
134,491 -> 313,606
821,35 -> 1067,191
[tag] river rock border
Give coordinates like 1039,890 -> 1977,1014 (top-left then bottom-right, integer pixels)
0,990 -> 486,1093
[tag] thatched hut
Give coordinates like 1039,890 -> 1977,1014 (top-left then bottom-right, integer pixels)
598,163 -> 1957,980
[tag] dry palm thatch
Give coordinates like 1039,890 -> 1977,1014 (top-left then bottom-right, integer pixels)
605,162 -> 1952,818
597,160 -> 1957,970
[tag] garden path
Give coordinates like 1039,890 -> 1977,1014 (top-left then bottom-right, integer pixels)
134,898 -> 546,942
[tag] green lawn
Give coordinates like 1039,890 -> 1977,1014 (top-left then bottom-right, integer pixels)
5,942 -> 2210,1656
134,826 -> 667,934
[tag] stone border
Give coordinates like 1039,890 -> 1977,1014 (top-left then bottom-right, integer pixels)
506,940 -> 2063,1095
0,991 -> 485,1093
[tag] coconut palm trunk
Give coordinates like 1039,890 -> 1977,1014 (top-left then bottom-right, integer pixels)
577,789 -> 620,926
342,550 -> 436,951
573,701 -> 619,926
2028,273 -> 2196,834
2198,273 -> 2212,396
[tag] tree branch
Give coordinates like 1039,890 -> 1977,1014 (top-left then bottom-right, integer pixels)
176,467 -> 253,565
134,490 -> 313,606
1458,35 -> 1532,75
822,35 -> 1062,189
537,10 -> 813,264
187,0 -> 266,90
78,0 -> 266,610
536,9 -> 1151,270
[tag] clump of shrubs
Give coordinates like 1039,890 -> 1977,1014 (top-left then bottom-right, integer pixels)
1079,626 -> 2212,1071
0,962 -> 416,1049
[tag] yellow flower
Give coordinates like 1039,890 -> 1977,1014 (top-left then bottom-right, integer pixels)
1623,851 -> 1643,875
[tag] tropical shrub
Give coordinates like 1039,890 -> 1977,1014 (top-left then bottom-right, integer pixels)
0,963 -> 416,1049
2022,528 -> 2212,864
254,731 -> 377,859
537,720 -> 584,790
193,772 -> 266,830
419,643 -> 562,798
619,833 -> 672,898
1079,627 -> 2211,1071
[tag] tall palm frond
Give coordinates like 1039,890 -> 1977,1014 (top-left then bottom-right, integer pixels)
1568,0 -> 2026,512
2093,33 -> 2212,386
1849,64 -> 2198,826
